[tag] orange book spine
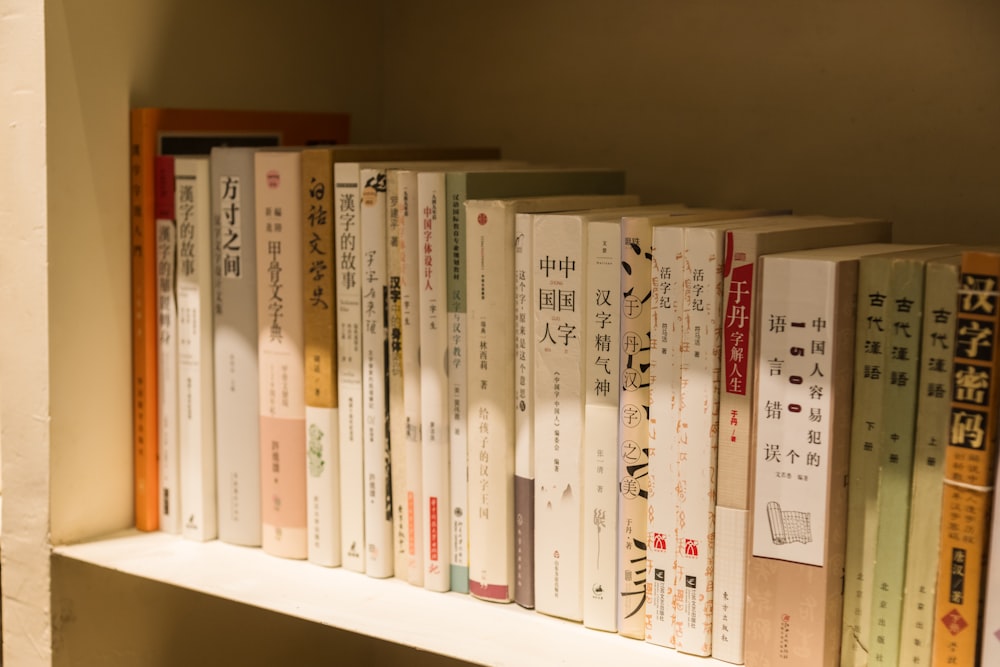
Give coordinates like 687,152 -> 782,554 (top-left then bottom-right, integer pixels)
932,250 -> 1000,665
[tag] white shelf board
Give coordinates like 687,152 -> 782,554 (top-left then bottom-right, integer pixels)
55,530 -> 718,667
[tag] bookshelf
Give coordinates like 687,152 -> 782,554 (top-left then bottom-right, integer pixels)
3,1 -> 1000,665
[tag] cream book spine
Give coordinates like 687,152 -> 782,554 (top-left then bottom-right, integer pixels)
386,168 -> 408,579
254,150 -> 307,559
333,161 -> 365,571
514,211 -> 535,608
210,147 -> 263,547
301,149 -> 340,566
155,155 -> 181,535
175,155 -> 217,542
418,170 -> 451,591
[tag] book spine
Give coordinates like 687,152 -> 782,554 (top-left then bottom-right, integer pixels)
712,230 -> 759,664
673,226 -> 723,656
533,214 -> 586,621
746,254 -> 855,666
841,257 -> 892,665
867,256 -> 932,666
211,149 -> 262,547
155,155 -> 180,534
386,169 -> 408,579
467,200 -> 517,603
982,456 -> 1000,665
418,171 -> 451,591
616,216 -> 653,639
582,219 -> 621,630
514,212 -> 536,609
254,151 -> 307,559
446,172 -> 470,594
360,167 -> 393,579
399,170 -> 424,586
333,162 -> 365,571
175,156 -> 217,542
302,150 -> 340,566
931,251 -> 1000,665
898,258 -> 960,666
646,224 -> 684,647
130,109 -> 160,531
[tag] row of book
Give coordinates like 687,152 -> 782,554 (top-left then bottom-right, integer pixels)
131,110 -> 1000,666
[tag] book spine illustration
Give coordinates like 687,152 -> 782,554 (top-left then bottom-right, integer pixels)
514,212 -> 536,608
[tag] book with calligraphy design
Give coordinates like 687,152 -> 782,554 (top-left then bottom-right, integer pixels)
931,249 -> 1000,666
744,243 -> 896,667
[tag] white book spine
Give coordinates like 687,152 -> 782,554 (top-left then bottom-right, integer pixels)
983,453 -> 1000,665
175,156 -> 217,542
255,151 -> 307,559
513,212 -> 535,608
673,226 -> 722,656
647,224 -> 685,647
399,170 -> 424,586
533,213 -> 586,621
467,200 -> 517,602
333,162 -> 365,571
211,151 -> 262,547
418,171 -> 451,591
360,166 -> 393,579
386,169 -> 408,578
156,216 -> 181,534
583,219 -> 621,631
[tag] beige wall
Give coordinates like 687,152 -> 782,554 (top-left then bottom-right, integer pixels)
382,0 -> 1000,244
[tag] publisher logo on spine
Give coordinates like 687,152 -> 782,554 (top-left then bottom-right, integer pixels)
684,538 -> 699,557
651,532 -> 667,551
266,170 -> 280,189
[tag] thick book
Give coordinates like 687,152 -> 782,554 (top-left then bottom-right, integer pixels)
174,156 -> 217,542
867,246 -> 960,667
210,146 -> 263,548
840,243 -> 941,665
463,193 -> 638,606
154,155 -> 180,535
514,211 -> 535,608
324,148 -> 501,573
898,255 -> 962,666
711,215 -> 892,664
386,169 -> 407,578
931,249 -> 1000,666
744,243 -> 897,667
129,107 -> 350,531
254,149 -> 308,559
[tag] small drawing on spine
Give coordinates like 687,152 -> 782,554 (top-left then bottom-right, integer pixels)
766,501 -> 812,545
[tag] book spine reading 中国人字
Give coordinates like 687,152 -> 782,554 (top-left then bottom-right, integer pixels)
744,243 -> 897,667
712,216 -> 893,664
867,247 -> 958,666
210,146 -> 262,547
255,150 -> 308,559
174,156 -> 217,542
129,108 -> 350,531
931,250 -> 1000,666
155,155 -> 180,535
301,148 -> 340,566
386,169 -> 408,579
897,255 -> 960,666
333,161 -> 365,571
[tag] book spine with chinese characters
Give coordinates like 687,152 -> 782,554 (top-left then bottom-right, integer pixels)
386,168 -> 408,579
418,171 -> 451,591
744,244 -> 892,667
254,150 -> 307,559
155,155 -> 180,535
533,212 -> 587,621
210,146 -> 262,547
868,248 -> 957,666
514,211 -> 536,609
301,149 -> 340,566
646,223 -> 685,647
333,161 -> 365,572
713,217 -> 893,664
982,453 -> 1000,665
174,156 -> 217,542
898,255 -> 961,666
359,166 -> 393,579
931,250 -> 1000,666
399,169 -> 424,586
582,218 -> 622,630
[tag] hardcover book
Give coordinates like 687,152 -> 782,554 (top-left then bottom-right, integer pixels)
744,243 -> 897,667
129,107 -> 350,531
